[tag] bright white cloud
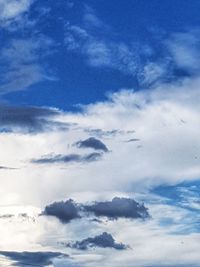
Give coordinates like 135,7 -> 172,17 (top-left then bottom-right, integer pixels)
0,75 -> 200,206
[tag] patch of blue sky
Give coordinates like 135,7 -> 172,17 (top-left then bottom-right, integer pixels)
152,180 -> 200,210
149,180 -> 200,234
1,0 -> 200,109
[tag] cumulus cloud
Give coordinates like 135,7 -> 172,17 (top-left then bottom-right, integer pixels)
83,197 -> 149,220
0,251 -> 67,266
43,199 -> 80,223
3,76 -> 200,206
75,137 -> 109,152
2,76 -> 200,207
65,232 -> 128,250
43,197 -> 149,223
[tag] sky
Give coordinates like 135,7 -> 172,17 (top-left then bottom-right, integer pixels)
1,0 -> 200,266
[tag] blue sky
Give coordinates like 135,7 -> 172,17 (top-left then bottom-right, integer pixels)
1,0 -> 200,108
1,1 -> 200,266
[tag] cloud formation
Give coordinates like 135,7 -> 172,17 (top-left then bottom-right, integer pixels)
75,137 -> 109,152
65,232 -> 128,250
43,197 -> 149,223
84,197 -> 149,220
43,199 -> 80,223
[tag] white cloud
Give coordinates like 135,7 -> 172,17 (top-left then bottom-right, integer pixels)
0,0 -> 33,24
1,75 -> 200,265
0,75 -> 200,206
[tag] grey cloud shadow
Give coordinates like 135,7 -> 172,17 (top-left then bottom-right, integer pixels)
43,197 -> 149,223
31,152 -> 103,164
64,232 -> 128,250
0,251 -> 67,266
0,104 -> 70,133
125,138 -> 141,142
0,166 -> 19,170
83,197 -> 149,220
43,199 -> 80,223
75,137 -> 109,152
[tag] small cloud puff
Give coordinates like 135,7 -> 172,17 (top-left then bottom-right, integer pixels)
75,137 -> 109,152
65,232 -> 128,250
43,199 -> 80,223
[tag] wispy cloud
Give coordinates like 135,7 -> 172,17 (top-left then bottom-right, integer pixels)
65,5 -> 200,88
166,30 -> 200,73
31,152 -> 103,164
0,0 -> 33,23
0,1 -> 56,95
0,37 -> 54,94
64,6 -> 139,77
